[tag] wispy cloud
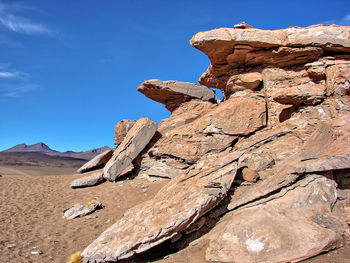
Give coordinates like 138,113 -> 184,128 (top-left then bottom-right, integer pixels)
321,13 -> 350,26
0,2 -> 53,36
0,71 -> 20,78
1,83 -> 37,97
0,64 -> 36,98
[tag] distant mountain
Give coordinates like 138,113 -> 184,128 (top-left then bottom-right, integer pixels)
0,152 -> 87,168
2,143 -> 111,161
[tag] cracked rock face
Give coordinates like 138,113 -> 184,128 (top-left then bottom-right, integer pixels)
82,150 -> 240,262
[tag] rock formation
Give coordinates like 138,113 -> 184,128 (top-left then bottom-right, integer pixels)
80,23 -> 350,263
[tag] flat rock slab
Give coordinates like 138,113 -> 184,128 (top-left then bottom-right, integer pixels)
114,120 -> 136,145
103,118 -> 157,181
190,25 -> 350,63
137,79 -> 216,111
70,172 -> 105,189
206,175 -> 343,263
63,201 -> 104,220
82,150 -> 241,262
77,149 -> 113,173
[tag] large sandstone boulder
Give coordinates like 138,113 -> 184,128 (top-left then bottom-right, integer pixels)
103,118 -> 157,181
77,149 -> 113,173
137,79 -> 216,111
114,120 -> 136,145
82,149 -> 241,262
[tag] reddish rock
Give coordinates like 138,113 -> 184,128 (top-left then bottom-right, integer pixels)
114,120 -> 136,145
226,72 -> 262,96
190,24 -> 350,96
241,167 -> 259,182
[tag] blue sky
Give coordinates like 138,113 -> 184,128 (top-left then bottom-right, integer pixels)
0,0 -> 349,152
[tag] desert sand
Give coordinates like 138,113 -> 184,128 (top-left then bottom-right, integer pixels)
0,166 -> 166,263
1,166 -> 349,263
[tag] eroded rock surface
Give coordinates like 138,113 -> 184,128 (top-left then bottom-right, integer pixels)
77,149 -> 113,173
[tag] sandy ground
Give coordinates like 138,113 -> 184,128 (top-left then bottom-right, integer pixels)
0,165 -> 349,263
0,165 -> 166,263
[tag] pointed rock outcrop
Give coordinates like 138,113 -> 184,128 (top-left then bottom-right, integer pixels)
77,149 -> 113,173
103,118 -> 157,181
137,79 -> 217,111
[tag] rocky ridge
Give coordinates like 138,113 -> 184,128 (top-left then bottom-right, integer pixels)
74,23 -> 350,263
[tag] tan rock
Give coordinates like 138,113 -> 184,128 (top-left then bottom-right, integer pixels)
326,63 -> 350,111
77,149 -> 113,173
137,79 -> 216,111
114,120 -> 136,145
241,167 -> 259,182
299,114 -> 350,173
234,21 -> 254,29
70,172 -> 105,189
206,176 -> 342,263
157,100 -> 216,136
82,150 -> 241,262
262,67 -> 326,126
103,118 -> 157,181
226,72 -> 262,96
